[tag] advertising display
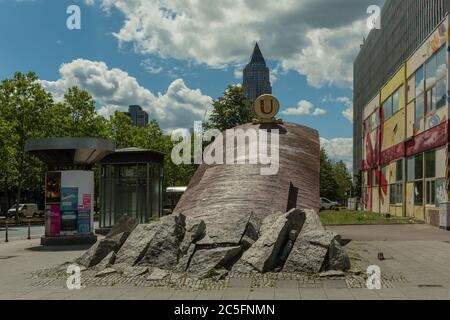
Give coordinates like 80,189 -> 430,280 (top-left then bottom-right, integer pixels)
45,172 -> 61,236
44,170 -> 94,237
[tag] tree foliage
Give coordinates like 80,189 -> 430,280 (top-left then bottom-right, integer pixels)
320,148 -> 352,203
0,72 -> 195,212
206,85 -> 255,131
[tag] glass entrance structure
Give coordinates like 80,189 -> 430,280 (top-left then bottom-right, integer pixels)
99,148 -> 164,228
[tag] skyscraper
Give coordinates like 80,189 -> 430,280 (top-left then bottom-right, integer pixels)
126,105 -> 149,128
243,43 -> 272,101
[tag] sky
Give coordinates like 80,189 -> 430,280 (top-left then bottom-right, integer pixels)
0,0 -> 385,170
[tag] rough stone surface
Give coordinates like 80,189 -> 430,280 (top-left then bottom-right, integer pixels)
174,123 -> 321,245
138,213 -> 186,269
233,209 -> 304,273
94,252 -> 116,271
106,214 -> 138,239
114,223 -> 161,266
187,246 -> 242,276
179,217 -> 206,254
176,244 -> 196,273
75,232 -> 129,268
326,239 -> 351,271
148,268 -> 170,281
300,209 -> 324,233
240,213 -> 261,250
283,230 -> 337,273
122,266 -> 149,278
95,268 -> 117,277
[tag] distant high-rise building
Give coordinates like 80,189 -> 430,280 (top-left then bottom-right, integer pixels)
243,43 -> 272,101
127,105 -> 149,128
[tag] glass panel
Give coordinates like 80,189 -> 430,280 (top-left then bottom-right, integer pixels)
414,181 -> 423,206
435,78 -> 446,109
392,89 -> 400,114
397,183 -> 403,203
426,55 -> 437,90
396,159 -> 403,182
390,184 -> 395,204
407,157 -> 415,182
383,98 -> 392,120
426,180 -> 436,205
416,66 -> 424,96
426,89 -> 434,112
415,94 -> 424,127
436,47 -> 447,80
425,151 -> 436,178
415,154 -> 423,180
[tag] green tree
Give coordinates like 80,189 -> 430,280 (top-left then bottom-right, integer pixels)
44,86 -> 109,138
206,85 -> 255,131
320,148 -> 339,201
0,72 -> 53,220
333,160 -> 352,202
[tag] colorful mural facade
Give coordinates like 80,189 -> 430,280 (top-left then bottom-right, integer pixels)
362,18 -> 450,229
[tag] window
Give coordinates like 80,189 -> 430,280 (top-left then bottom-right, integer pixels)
436,47 -> 447,79
407,157 -> 415,182
414,154 -> 423,179
426,180 -> 436,205
390,183 -> 403,204
416,66 -> 424,97
425,55 -> 437,90
383,98 -> 392,120
392,88 -> 400,114
415,94 -> 424,128
396,159 -> 403,182
414,181 -> 424,206
435,78 -> 446,109
425,151 -> 436,178
426,88 -> 435,112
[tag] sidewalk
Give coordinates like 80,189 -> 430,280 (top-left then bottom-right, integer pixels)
1,234 -> 450,300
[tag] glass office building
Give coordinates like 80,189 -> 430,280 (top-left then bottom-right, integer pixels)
98,148 -> 164,228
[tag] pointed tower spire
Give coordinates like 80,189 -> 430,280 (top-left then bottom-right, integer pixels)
250,42 -> 266,65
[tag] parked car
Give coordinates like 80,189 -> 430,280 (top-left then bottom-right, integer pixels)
7,203 -> 40,217
320,198 -> 339,211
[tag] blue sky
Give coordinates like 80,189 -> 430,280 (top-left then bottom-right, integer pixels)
0,0 -> 385,169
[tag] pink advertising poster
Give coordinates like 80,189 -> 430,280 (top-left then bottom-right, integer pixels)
49,205 -> 61,237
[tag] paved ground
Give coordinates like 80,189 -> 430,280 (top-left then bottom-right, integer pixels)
327,224 -> 450,241
0,224 -> 450,300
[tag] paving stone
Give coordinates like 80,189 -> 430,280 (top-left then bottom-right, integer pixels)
274,288 -> 300,300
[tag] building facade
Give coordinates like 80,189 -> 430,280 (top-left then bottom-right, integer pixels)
243,43 -> 272,101
361,14 -> 450,229
354,0 -> 450,177
126,105 -> 149,128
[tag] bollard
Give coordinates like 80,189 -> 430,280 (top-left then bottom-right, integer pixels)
27,219 -> 31,240
5,217 -> 8,243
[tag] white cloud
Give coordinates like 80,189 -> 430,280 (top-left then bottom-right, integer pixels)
40,59 -> 212,130
282,100 -> 326,116
140,59 -> 163,74
322,95 -> 353,123
320,137 -> 353,171
91,0 -> 381,88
